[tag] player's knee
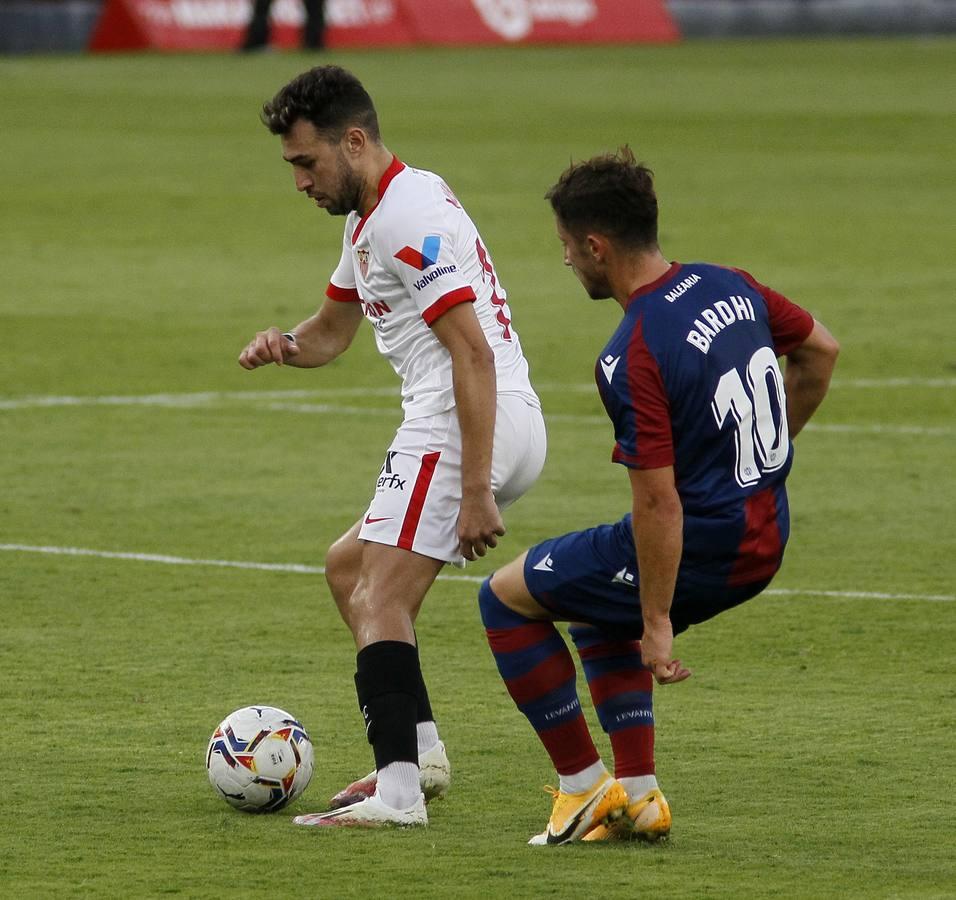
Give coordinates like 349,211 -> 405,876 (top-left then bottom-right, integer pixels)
478,577 -> 514,628
488,555 -> 526,606
480,558 -> 543,625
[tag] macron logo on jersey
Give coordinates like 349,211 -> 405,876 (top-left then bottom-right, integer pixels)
394,235 -> 442,271
600,355 -> 620,383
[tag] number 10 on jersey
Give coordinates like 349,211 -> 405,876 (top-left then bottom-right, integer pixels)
712,346 -> 790,487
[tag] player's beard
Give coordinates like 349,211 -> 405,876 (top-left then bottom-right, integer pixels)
324,150 -> 365,216
575,266 -> 612,301
585,279 -> 613,300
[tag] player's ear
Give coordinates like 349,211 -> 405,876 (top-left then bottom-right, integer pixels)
586,233 -> 606,262
342,126 -> 367,157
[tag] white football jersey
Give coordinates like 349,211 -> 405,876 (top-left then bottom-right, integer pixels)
327,157 -> 539,419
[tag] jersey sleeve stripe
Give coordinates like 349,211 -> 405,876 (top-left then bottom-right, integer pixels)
621,316 -> 675,469
326,283 -> 360,303
422,286 -> 477,326
612,444 -> 673,469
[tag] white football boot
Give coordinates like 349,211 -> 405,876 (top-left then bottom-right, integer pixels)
293,791 -> 427,828
328,741 -> 451,809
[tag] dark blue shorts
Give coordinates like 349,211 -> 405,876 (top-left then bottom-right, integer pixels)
523,514 -> 773,638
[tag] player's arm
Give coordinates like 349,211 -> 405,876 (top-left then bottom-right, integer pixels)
628,465 -> 691,685
782,319 -> 840,438
430,302 -> 504,561
238,297 -> 364,370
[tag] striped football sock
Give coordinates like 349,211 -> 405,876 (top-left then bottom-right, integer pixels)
479,579 -> 600,776
568,624 -> 655,779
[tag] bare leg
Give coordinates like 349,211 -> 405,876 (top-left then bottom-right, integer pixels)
325,522 -> 441,643
324,519 -> 363,629
348,542 -> 443,648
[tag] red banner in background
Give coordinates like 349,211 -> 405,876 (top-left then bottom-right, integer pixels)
90,0 -> 678,52
90,0 -> 413,51
408,0 -> 679,45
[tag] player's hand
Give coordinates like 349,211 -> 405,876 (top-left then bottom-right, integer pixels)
457,487 -> 505,561
238,327 -> 300,370
641,619 -> 691,685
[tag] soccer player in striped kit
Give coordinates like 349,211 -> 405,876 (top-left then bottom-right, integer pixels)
239,67 -> 546,827
479,148 -> 839,845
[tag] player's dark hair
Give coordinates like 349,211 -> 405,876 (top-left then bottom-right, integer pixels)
546,146 -> 658,250
261,65 -> 381,142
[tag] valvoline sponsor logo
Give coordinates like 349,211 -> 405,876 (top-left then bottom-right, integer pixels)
394,235 -> 458,291
411,264 -> 458,292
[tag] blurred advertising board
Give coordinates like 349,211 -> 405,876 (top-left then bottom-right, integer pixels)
89,0 -> 679,50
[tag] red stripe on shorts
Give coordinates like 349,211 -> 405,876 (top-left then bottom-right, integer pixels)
397,451 -> 441,551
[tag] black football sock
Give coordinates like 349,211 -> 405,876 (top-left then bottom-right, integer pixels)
354,640 -> 420,774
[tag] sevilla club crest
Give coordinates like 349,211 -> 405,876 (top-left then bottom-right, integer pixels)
356,248 -> 371,280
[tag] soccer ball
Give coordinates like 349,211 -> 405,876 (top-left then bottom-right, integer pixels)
206,705 -> 314,812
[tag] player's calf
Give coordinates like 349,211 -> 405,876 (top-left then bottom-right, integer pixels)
324,523 -> 363,626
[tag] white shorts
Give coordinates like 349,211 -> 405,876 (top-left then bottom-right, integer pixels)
358,393 -> 547,565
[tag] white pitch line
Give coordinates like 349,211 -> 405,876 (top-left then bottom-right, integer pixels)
0,374 -> 952,411
267,402 -> 399,417
0,543 -> 324,574
0,387 -> 400,411
830,377 -> 956,389
270,405 -> 953,436
1,543 -> 952,602
0,391 -> 946,436
761,587 -> 955,603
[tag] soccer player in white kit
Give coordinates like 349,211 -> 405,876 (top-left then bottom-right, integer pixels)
238,66 -> 546,828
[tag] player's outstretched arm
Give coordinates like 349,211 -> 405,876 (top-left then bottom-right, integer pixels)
783,319 -> 840,438
238,298 -> 364,370
629,466 -> 692,686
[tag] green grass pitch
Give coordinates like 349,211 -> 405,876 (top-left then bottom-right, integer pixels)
1,38 -> 954,898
